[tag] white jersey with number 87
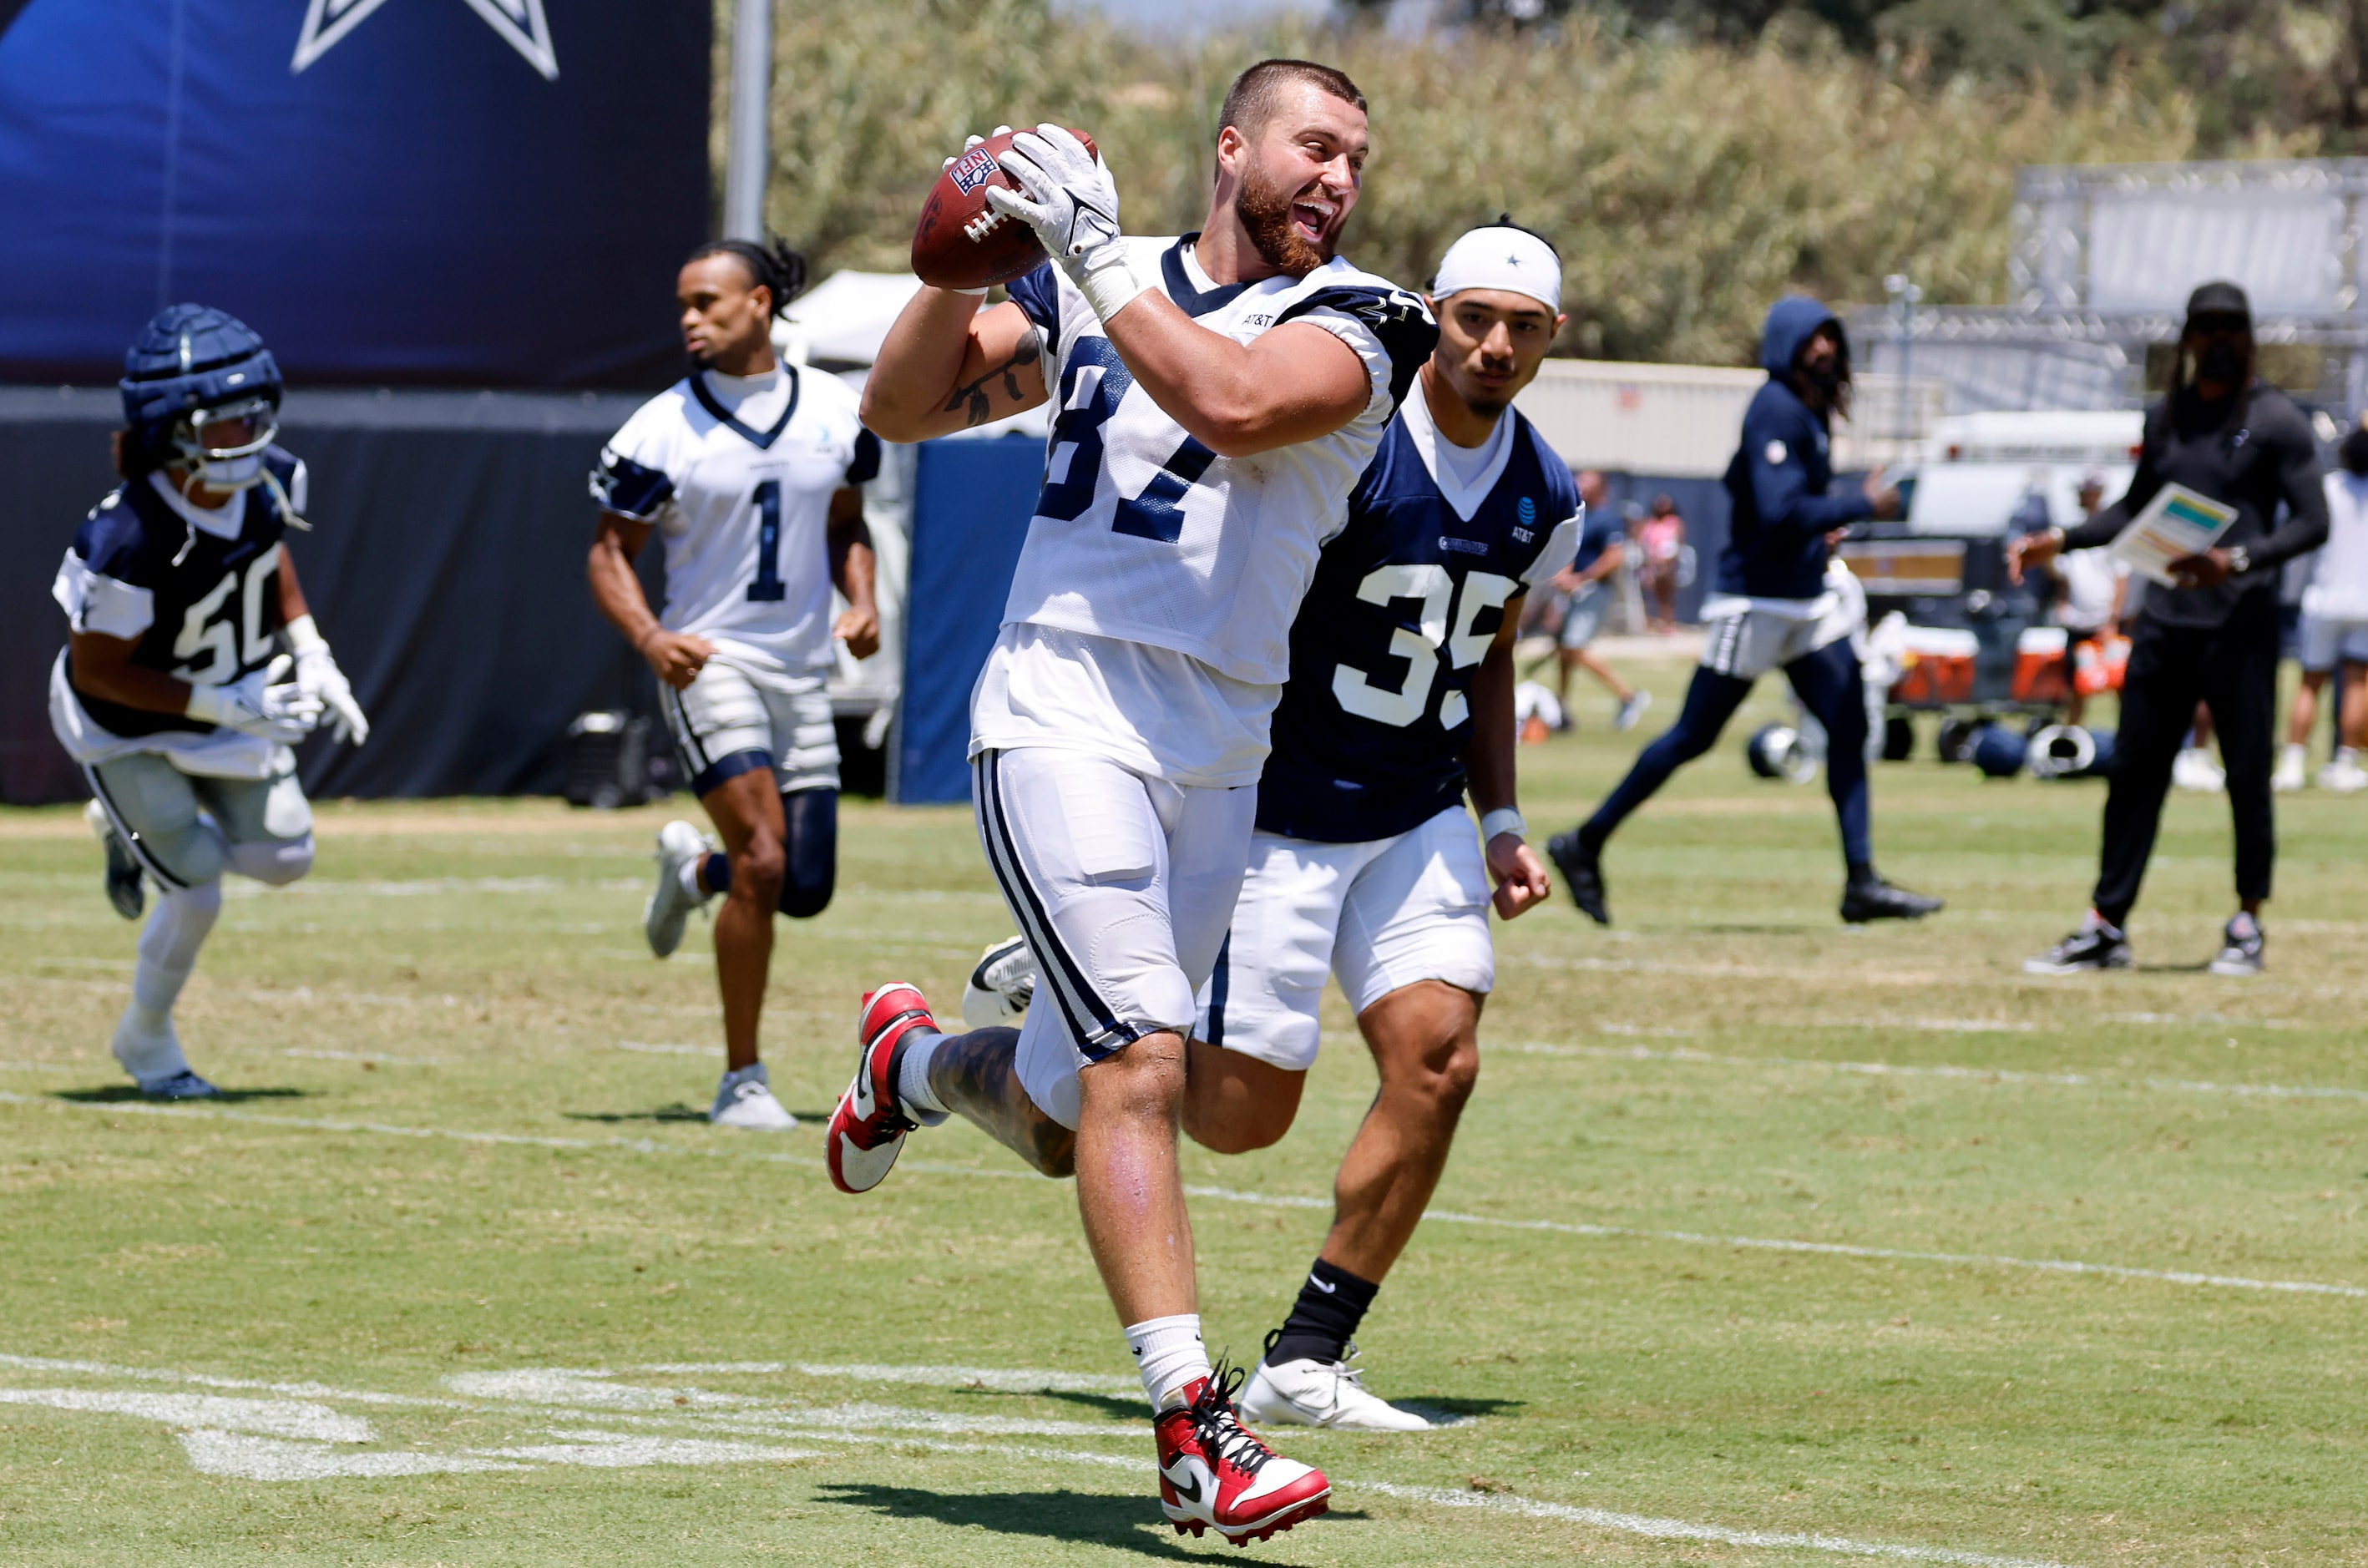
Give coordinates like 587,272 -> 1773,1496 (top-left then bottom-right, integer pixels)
1001,240 -> 1436,686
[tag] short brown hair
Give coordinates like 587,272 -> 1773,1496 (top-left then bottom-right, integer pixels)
1217,58 -> 1366,144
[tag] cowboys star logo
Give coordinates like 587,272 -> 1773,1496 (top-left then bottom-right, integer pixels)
293,0 -> 558,80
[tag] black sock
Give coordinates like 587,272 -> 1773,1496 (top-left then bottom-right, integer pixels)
1847,859 -> 1875,886
1264,1258 -> 1379,1367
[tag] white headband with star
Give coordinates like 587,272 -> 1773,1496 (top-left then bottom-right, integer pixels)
1432,226 -> 1561,314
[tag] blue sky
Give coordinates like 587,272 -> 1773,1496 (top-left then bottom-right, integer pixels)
1058,0 -> 1332,33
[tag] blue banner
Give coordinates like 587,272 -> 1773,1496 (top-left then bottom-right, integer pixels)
0,0 -> 707,387
897,438 -> 1046,806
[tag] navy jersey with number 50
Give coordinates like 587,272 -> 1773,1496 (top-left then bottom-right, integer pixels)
52,450 -> 306,742
1257,399 -> 1580,844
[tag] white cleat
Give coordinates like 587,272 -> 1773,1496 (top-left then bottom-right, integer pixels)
960,935 -> 1037,1029
2319,756 -> 2368,794
1615,690 -> 1652,731
711,1064 -> 797,1130
645,821 -> 711,959
2272,747 -> 2307,792
2172,747 -> 2224,793
1239,1351 -> 1434,1433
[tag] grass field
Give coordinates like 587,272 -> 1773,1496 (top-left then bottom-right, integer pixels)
3,656 -> 2365,1565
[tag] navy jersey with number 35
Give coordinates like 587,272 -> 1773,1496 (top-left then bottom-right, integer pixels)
1257,404 -> 1581,844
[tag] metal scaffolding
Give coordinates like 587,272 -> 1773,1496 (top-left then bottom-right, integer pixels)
1854,159 -> 2368,419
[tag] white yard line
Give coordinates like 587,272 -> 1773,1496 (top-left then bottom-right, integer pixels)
1185,1183 -> 2368,1299
7,1092 -> 2357,1299
1512,1041 -> 2368,1104
1348,1481 -> 2071,1567
0,1350 -> 2080,1565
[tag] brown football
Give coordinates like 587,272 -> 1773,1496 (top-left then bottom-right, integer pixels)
910,126 -> 1099,292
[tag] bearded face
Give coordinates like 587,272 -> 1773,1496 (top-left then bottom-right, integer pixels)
1233,154 -> 1341,276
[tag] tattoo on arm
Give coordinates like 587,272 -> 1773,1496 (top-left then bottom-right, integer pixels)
942,325 -> 1043,429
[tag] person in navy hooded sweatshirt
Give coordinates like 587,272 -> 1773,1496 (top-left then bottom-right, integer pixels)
1547,295 -> 1944,926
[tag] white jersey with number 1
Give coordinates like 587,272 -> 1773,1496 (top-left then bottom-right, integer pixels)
593,364 -> 880,674
974,238 -> 1437,788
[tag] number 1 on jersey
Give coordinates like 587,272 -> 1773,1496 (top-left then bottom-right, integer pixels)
746,479 -> 784,601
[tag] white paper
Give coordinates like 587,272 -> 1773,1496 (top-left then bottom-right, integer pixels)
2108,482 -> 2238,587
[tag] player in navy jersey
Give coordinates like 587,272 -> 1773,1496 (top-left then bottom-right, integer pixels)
1190,222 -> 1568,1429
589,238 -> 883,1132
1546,296 -> 1942,927
50,306 -> 370,1098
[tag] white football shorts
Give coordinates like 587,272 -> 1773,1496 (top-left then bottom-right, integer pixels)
1557,582 -> 1612,650
83,751 -> 314,891
2297,612 -> 2368,673
1195,806 -> 1495,1074
1697,592 -> 1857,681
974,746 -> 1257,1131
661,651 -> 839,796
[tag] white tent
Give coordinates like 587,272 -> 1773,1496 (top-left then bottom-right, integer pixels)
777,269 -> 924,367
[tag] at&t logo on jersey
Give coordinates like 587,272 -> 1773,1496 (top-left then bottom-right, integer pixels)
1513,495 -> 1536,543
949,147 -> 999,196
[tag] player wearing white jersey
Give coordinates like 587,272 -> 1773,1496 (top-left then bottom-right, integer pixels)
837,62 -> 1434,1545
589,239 -> 882,1131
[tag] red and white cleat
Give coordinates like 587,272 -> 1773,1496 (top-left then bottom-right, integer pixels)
824,983 -> 937,1194
1156,1363 -> 1331,1545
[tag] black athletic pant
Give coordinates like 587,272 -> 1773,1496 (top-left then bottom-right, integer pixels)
1583,637 -> 1872,868
2092,609 -> 2278,923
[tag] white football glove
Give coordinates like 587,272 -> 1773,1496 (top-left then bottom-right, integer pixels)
285,615 -> 370,746
984,124 -> 1152,322
185,665 -> 323,746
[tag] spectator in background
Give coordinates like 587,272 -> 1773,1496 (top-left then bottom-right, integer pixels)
2048,472 -> 2128,727
1551,469 -> 1651,731
2275,418 -> 2368,792
1634,493 -> 1685,631
2013,281 -> 2328,978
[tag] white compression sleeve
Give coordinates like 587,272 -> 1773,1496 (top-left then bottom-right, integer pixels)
130,878 -> 222,1030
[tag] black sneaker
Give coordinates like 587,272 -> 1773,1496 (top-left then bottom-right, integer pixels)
2024,920 -> 2130,974
2207,914 -> 2264,977
1839,876 -> 1944,923
1546,831 -> 1609,925
85,800 -> 144,921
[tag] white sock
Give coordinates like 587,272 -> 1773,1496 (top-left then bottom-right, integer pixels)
2283,742 -> 2307,765
114,879 -> 221,1081
2339,747 -> 2360,766
129,879 -> 222,1031
1126,1313 -> 1211,1410
895,1031 -> 949,1125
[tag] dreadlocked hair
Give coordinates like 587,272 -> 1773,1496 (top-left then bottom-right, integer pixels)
688,237 -> 810,317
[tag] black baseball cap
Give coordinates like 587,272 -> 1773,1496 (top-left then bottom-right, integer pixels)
2184,281 -> 2251,331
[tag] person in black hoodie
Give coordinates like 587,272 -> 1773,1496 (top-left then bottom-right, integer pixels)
1549,295 -> 1942,925
2014,281 -> 2328,977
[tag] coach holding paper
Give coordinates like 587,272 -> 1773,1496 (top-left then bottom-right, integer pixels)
2013,282 -> 2327,978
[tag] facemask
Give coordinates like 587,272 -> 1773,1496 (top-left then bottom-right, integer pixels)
170,395 -> 278,492
2195,341 -> 2247,385
194,450 -> 266,490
